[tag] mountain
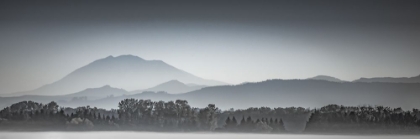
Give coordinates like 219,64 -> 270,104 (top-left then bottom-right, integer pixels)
174,80 -> 420,110
0,85 -> 129,109
2,79 -> 420,110
353,75 -> 420,83
63,85 -> 129,100
8,55 -> 226,96
185,83 -> 205,87
131,80 -> 206,94
307,75 -> 345,82
27,79 -> 418,110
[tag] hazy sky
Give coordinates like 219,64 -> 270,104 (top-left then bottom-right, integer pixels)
1,0 -> 420,93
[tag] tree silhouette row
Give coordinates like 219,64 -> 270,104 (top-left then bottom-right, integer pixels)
0,100 -> 419,134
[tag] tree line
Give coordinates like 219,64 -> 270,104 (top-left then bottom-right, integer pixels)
0,99 -> 419,134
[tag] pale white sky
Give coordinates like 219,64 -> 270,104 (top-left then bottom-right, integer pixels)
1,22 -> 419,93
1,1 -> 420,93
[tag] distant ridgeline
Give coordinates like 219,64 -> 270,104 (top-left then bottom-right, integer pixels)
0,100 -> 420,134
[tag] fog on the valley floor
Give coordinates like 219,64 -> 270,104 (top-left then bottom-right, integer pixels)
0,132 -> 419,139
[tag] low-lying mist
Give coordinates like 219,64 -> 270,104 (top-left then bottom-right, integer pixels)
0,132 -> 419,139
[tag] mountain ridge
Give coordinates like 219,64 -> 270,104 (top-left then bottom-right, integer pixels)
353,74 -> 420,83
72,79 -> 420,110
131,80 -> 206,94
1,79 -> 419,110
6,55 -> 226,96
62,85 -> 129,100
307,75 -> 345,82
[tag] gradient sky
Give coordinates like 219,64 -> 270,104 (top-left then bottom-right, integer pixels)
1,0 -> 420,93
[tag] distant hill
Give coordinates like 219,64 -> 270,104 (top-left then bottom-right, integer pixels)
131,80 -> 206,94
3,75 -> 420,110
63,85 -> 129,100
0,85 -> 129,109
7,55 -> 226,96
307,75 -> 345,82
174,79 -> 420,110
185,83 -> 205,87
354,75 -> 420,83
15,79 -> 415,110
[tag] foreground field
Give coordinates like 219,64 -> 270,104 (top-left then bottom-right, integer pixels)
1,132 -> 420,139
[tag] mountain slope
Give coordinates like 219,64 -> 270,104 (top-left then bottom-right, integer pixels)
131,80 -> 206,94
63,85 -> 129,100
177,80 -> 420,110
307,75 -> 345,82
53,79 -> 420,110
9,55 -> 226,96
2,79 -> 420,110
0,85 -> 129,109
354,75 -> 420,83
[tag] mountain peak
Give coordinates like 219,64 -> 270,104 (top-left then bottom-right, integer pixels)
115,54 -> 141,58
111,55 -> 144,60
167,79 -> 183,83
308,75 -> 344,82
84,85 -> 113,91
161,80 -> 186,86
101,85 -> 112,88
312,75 -> 335,78
95,55 -> 146,64
11,54 -> 226,96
